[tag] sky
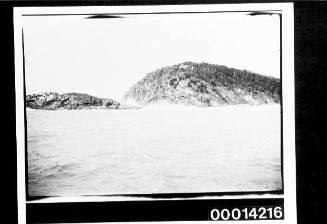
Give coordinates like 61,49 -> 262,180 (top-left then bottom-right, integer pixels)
22,12 -> 280,100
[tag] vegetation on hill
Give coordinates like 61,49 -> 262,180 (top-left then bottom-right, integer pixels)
123,62 -> 280,106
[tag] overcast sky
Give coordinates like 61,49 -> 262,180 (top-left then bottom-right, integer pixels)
23,12 -> 280,100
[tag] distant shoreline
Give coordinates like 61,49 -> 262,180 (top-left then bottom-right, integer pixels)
26,62 -> 280,110
26,102 -> 280,112
26,104 -> 142,111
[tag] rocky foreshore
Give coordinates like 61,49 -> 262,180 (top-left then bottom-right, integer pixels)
26,92 -> 120,110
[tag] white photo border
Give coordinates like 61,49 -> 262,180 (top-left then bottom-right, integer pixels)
14,3 -> 295,224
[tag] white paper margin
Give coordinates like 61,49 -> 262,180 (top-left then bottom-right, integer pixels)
14,3 -> 296,224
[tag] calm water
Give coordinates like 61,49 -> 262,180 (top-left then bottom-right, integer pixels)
27,104 -> 281,196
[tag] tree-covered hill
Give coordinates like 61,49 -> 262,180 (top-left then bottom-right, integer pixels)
123,62 -> 280,106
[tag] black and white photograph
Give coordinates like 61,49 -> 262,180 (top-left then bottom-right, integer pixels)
14,3 -> 297,224
22,7 -> 282,197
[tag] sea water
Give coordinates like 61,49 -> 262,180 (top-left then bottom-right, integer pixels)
27,104 -> 281,196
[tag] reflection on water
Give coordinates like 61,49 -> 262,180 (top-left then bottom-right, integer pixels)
27,104 -> 281,196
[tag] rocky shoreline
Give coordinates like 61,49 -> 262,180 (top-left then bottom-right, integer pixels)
26,92 -> 120,110
26,62 -> 281,110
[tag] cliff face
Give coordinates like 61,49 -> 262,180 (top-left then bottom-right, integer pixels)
26,92 -> 120,110
123,62 -> 280,106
